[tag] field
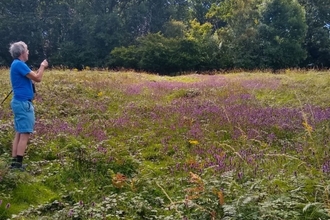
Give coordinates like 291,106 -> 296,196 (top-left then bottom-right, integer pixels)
1,68 -> 330,219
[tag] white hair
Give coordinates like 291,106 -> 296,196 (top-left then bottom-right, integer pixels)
9,41 -> 28,59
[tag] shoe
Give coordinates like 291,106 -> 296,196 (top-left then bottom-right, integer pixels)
9,163 -> 27,171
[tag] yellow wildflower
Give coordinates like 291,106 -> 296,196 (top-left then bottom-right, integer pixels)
302,121 -> 313,134
189,140 -> 199,145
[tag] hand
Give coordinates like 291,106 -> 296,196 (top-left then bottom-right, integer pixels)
41,59 -> 48,68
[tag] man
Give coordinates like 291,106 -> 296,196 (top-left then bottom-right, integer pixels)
9,41 -> 48,170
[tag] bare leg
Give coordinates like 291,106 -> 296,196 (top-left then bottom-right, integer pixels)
11,133 -> 29,168
16,133 -> 30,156
12,132 -> 20,157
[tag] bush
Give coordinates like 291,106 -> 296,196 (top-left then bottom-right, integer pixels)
108,33 -> 222,75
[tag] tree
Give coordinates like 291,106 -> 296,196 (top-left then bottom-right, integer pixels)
185,19 -> 222,70
109,23 -> 223,74
258,0 -> 307,70
206,0 -> 262,69
36,0 -> 77,67
0,0 -> 43,66
188,0 -> 220,23
1,0 -> 327,71
298,0 -> 330,68
162,20 -> 187,38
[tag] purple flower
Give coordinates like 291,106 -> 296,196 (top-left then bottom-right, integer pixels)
238,171 -> 243,179
322,161 -> 330,174
68,209 -> 73,217
5,203 -> 10,209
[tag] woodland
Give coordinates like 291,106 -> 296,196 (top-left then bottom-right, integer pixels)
0,0 -> 329,74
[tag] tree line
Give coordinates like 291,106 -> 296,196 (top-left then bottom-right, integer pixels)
0,0 -> 329,74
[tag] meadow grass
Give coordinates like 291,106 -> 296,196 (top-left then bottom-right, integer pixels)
0,68 -> 330,219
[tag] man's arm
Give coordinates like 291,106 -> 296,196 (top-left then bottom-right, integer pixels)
26,59 -> 48,82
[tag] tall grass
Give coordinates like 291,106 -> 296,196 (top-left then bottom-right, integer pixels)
1,69 -> 330,219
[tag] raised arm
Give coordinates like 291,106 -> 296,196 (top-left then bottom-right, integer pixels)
26,59 -> 48,82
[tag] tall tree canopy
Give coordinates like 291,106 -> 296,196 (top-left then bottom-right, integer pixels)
0,0 -> 327,73
298,0 -> 330,67
258,0 -> 307,70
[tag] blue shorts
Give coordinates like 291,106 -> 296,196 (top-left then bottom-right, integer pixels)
11,99 -> 35,133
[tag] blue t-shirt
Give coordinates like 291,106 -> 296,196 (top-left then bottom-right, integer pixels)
10,59 -> 33,101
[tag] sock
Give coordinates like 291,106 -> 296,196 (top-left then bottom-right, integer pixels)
11,157 -> 17,166
16,155 -> 23,167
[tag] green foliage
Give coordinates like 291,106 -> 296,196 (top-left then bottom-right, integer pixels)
298,0 -> 330,67
0,0 -> 329,71
258,0 -> 308,70
162,20 -> 186,38
109,32 -> 222,74
0,0 -> 330,72
109,46 -> 141,70
208,0 -> 264,69
187,0 -> 219,24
